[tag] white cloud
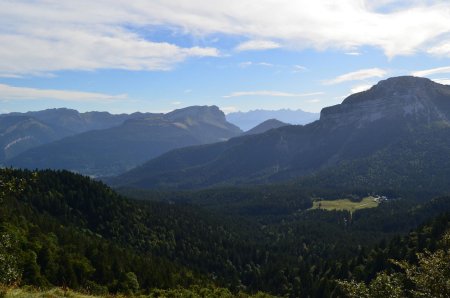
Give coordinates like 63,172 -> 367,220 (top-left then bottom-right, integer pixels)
0,1 -> 219,76
427,42 -> 450,57
220,106 -> 238,114
239,61 -> 274,68
3,1 -> 450,76
412,66 -> 450,77
235,40 -> 281,51
324,68 -> 387,85
171,101 -> 182,105
350,84 -> 372,94
292,65 -> 307,73
239,62 -> 253,68
431,78 -> 450,85
116,0 -> 450,57
0,28 -> 219,76
0,73 -> 23,78
258,62 -> 274,67
0,84 -> 127,102
223,91 -> 323,98
345,52 -> 361,56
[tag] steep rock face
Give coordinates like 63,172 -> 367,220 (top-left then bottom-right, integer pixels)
112,76 -> 450,189
320,77 -> 450,128
165,106 -> 242,142
7,106 -> 242,177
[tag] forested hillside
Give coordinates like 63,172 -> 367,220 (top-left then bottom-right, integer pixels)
0,108 -> 152,162
1,168 -> 449,297
6,106 -> 241,177
113,77 -> 450,190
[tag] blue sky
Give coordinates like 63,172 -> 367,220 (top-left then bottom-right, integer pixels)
1,0 -> 450,114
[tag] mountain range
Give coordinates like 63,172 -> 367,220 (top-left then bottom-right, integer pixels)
0,108 -> 153,161
111,76 -> 450,190
5,106 -> 242,177
2,76 -> 450,298
226,108 -> 319,130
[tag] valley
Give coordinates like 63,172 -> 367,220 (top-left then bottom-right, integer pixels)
3,2 -> 450,297
2,76 -> 450,297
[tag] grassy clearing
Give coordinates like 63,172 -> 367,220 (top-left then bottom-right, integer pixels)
1,286 -> 276,298
311,196 -> 379,213
3,287 -> 104,298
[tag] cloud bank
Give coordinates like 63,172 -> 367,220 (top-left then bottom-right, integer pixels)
2,1 -> 450,76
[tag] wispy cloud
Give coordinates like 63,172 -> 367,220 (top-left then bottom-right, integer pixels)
345,52 -> 361,56
324,68 -> 387,85
238,61 -> 274,68
431,78 -> 450,85
427,42 -> 450,57
350,84 -> 372,94
0,28 -> 219,76
171,101 -> 182,105
0,84 -> 127,102
412,66 -> 450,77
223,90 -> 323,98
0,1 -> 220,76
258,62 -> 274,67
292,65 -> 308,73
235,40 -> 281,52
0,73 -> 23,78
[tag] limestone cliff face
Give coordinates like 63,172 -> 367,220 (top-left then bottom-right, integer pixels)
320,76 -> 450,128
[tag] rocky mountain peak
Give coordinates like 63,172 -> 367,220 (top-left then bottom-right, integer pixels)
320,76 -> 450,127
165,105 -> 225,123
342,76 -> 441,106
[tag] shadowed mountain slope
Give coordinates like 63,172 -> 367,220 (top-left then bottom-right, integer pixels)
242,119 -> 289,136
7,106 -> 241,177
0,108 -> 155,161
111,76 -> 450,189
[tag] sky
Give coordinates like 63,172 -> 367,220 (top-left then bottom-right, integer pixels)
2,0 -> 450,115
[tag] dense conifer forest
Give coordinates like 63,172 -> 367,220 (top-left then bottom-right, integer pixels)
1,168 -> 449,297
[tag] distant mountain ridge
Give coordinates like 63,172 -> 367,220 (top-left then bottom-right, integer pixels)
0,108 -> 154,161
226,109 -> 319,130
7,106 -> 242,177
111,76 -> 450,190
9,108 -> 157,134
243,119 -> 289,136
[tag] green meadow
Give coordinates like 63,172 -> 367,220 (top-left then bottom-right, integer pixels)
311,196 -> 380,213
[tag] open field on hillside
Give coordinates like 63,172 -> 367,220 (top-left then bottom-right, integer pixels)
1,286 -> 275,298
311,196 -> 380,213
2,287 -> 102,298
